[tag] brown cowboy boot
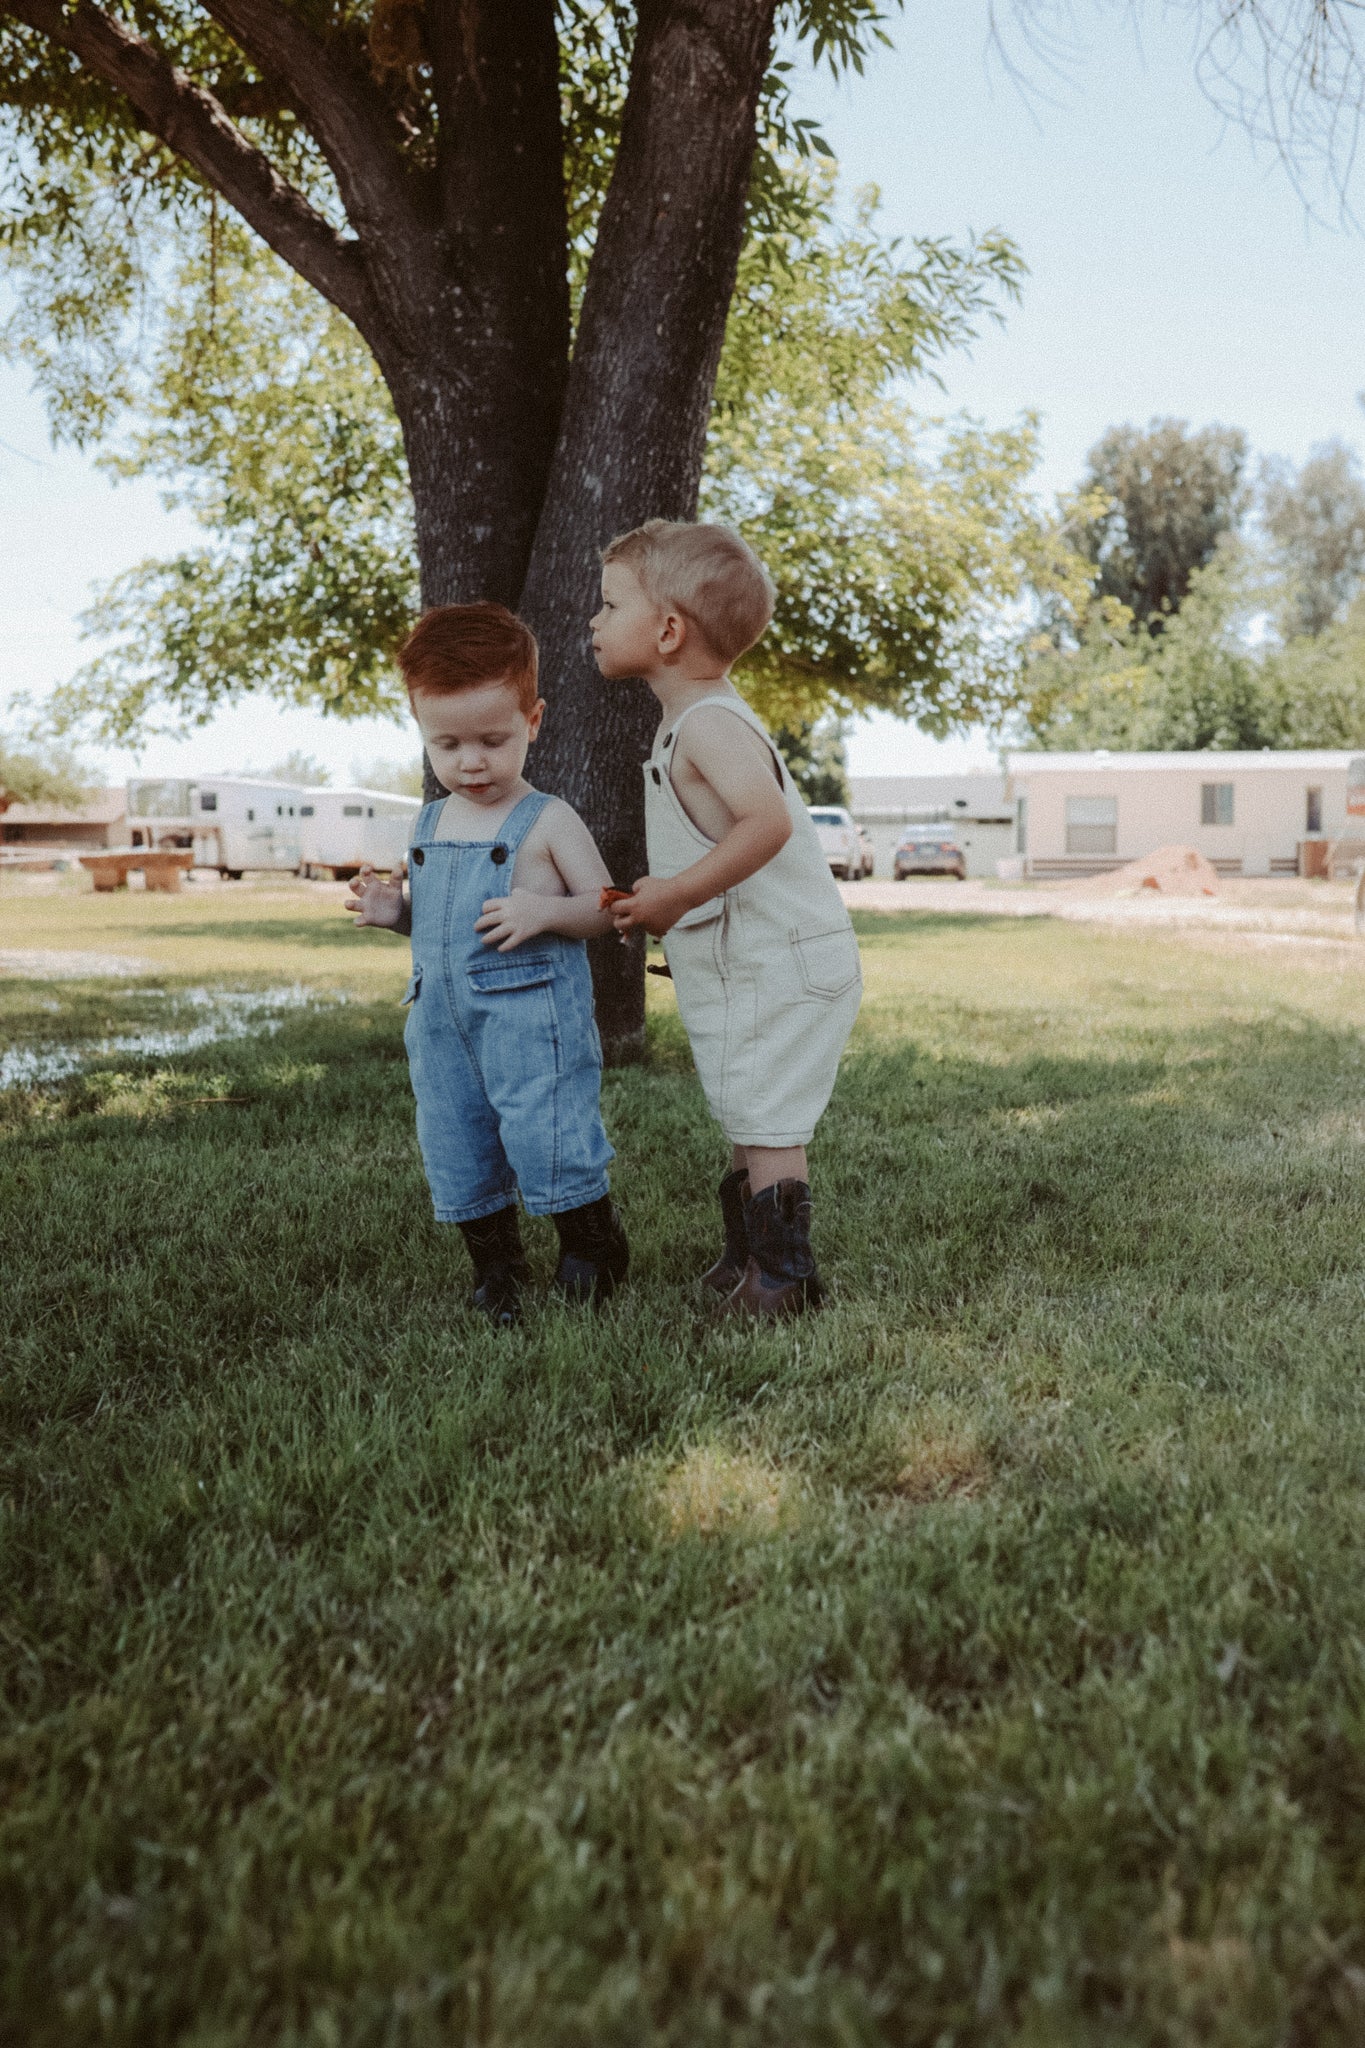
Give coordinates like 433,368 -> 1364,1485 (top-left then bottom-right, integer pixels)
719,1179 -> 825,1320
700,1167 -> 749,1293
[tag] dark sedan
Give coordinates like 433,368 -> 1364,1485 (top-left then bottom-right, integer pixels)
893,830 -> 967,880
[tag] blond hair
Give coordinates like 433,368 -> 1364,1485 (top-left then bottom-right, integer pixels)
601,519 -> 775,664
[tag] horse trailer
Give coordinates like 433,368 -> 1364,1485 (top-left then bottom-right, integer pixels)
298,788 -> 420,878
125,777 -> 305,876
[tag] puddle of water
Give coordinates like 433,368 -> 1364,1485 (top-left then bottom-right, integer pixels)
0,949 -> 154,979
0,985 -> 345,1091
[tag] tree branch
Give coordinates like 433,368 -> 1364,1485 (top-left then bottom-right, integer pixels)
200,0 -> 425,256
2,0 -> 381,339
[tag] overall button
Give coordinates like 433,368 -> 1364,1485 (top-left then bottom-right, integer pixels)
411,846 -> 425,865
491,844 -> 508,865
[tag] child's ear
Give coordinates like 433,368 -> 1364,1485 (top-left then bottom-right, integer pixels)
526,698 -> 547,742
658,609 -> 687,657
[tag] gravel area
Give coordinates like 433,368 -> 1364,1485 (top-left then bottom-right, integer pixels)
840,877 -> 1365,945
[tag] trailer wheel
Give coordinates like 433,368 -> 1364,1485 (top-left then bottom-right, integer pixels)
225,869 -> 243,881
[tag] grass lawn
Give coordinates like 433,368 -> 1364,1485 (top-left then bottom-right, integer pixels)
4,878 -> 1365,2045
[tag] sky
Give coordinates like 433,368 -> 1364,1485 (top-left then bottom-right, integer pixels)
2,0 -> 1364,789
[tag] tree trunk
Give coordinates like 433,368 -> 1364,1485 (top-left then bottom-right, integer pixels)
523,0 -> 779,1061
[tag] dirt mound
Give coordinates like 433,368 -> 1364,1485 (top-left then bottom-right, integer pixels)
1062,845 -> 1220,898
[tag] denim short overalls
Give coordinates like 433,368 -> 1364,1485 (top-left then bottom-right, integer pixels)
403,790 -> 614,1223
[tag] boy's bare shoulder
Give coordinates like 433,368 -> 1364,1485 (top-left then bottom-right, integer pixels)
528,792 -> 590,838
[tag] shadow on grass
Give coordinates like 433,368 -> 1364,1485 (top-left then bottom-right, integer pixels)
142,915 -> 398,949
849,908 -> 1030,938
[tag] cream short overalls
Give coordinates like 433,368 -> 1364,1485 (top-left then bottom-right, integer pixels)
643,692 -> 862,1149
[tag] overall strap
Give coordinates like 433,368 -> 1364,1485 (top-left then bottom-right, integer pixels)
493,788 -> 553,857
410,797 -> 444,844
659,694 -> 787,787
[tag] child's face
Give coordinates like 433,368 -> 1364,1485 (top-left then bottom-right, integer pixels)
591,562 -> 669,679
412,679 -> 544,806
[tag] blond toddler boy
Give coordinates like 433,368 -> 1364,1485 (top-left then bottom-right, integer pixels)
594,520 -> 862,1316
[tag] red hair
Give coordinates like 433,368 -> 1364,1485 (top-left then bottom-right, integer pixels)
396,602 -> 539,711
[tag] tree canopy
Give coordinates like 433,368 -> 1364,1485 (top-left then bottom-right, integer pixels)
1071,418 -> 1249,631
0,732 -> 86,811
1262,439 -> 1365,639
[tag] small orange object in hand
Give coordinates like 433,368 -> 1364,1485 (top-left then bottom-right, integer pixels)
600,884 -> 636,945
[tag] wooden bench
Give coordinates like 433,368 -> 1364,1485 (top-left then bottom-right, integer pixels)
79,849 -> 195,893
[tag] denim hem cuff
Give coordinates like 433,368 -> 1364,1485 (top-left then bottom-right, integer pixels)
522,1175 -> 612,1219
432,1192 -> 519,1224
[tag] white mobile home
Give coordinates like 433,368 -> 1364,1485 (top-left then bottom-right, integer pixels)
1006,750 -> 1365,879
299,787 -> 420,878
126,776 -> 305,875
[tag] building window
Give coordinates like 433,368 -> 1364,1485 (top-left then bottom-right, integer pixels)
300,805 -> 314,817
343,804 -> 363,817
1200,782 -> 1234,827
1015,794 -> 1028,854
1306,786 -> 1323,834
1065,795 -> 1117,855
246,809 -> 255,822
199,791 -> 218,812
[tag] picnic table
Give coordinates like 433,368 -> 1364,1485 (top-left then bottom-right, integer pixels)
79,848 -> 195,894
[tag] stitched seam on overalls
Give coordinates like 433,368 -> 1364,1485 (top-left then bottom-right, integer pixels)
493,792 -> 560,1193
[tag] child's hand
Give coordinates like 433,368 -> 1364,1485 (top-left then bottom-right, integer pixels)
475,890 -> 550,952
609,876 -> 685,938
346,861 -> 406,928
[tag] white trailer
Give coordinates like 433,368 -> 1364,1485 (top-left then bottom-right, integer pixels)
125,776 -> 305,876
298,787 -> 420,878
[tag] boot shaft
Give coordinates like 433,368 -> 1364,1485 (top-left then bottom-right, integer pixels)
743,1179 -> 817,1284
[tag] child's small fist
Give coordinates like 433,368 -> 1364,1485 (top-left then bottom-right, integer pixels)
610,876 -> 682,938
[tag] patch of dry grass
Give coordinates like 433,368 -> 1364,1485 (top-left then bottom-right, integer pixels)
653,1444 -> 797,1537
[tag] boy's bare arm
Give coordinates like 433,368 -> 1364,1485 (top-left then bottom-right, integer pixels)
611,710 -> 791,936
474,801 -> 617,951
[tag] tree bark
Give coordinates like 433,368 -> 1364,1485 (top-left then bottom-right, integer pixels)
523,0 -> 779,1060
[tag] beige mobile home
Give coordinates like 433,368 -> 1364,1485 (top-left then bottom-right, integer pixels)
1006,750 -> 1365,879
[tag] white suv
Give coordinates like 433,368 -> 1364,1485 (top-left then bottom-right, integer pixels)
807,805 -> 866,880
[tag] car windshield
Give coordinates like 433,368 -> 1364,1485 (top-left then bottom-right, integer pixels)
902,835 -> 958,848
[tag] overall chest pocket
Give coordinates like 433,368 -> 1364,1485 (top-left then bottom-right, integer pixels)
466,951 -> 556,995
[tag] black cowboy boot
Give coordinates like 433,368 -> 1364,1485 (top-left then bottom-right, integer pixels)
700,1167 -> 750,1294
552,1194 -> 630,1305
459,1207 -> 531,1328
721,1179 -> 824,1320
